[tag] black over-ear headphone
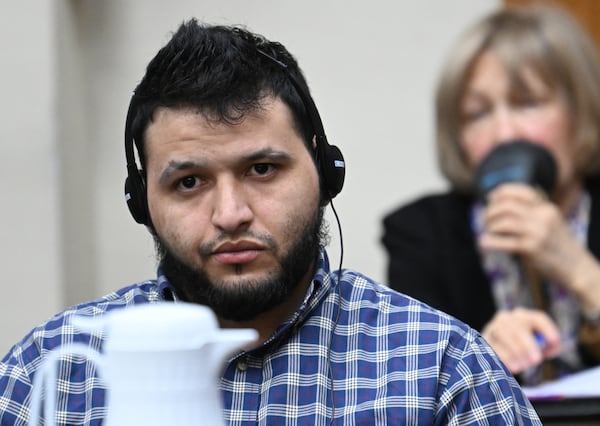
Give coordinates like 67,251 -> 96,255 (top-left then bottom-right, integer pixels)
124,94 -> 151,226
124,52 -> 346,226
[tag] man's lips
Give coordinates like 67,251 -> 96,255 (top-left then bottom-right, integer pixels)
212,241 -> 264,264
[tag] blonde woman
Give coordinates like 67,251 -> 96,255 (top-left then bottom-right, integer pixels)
382,3 -> 600,385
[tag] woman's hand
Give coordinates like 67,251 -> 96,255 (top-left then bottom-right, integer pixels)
481,307 -> 561,374
479,183 -> 600,312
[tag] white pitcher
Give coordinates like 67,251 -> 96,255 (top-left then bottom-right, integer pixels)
28,302 -> 257,426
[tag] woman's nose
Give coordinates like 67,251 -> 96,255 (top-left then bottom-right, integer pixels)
493,109 -> 521,142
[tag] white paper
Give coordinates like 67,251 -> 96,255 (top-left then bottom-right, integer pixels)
522,365 -> 600,400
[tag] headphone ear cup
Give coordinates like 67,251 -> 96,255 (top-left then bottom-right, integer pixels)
320,144 -> 346,201
124,170 -> 149,225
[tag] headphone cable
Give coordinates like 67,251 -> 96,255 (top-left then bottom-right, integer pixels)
327,199 -> 343,425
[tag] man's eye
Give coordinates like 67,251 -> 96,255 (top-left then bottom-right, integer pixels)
178,176 -> 199,190
251,163 -> 274,176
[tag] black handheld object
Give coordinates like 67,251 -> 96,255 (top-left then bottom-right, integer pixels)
474,140 -> 557,202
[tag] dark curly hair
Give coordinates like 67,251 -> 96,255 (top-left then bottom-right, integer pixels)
130,19 -> 315,170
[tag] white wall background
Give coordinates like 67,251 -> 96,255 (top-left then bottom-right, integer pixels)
0,0 -> 500,355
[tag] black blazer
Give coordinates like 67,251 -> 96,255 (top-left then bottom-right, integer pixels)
381,177 -> 600,332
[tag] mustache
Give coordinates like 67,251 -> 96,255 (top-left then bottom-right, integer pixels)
199,230 -> 277,257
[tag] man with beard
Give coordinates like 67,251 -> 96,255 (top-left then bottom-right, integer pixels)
0,21 -> 540,425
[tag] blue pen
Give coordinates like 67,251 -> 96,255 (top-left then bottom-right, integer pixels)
534,332 -> 546,349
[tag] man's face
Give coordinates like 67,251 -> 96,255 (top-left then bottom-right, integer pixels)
144,98 -> 323,320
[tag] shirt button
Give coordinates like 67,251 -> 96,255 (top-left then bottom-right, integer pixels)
237,358 -> 248,371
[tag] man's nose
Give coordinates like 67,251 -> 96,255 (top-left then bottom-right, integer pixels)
211,179 -> 253,233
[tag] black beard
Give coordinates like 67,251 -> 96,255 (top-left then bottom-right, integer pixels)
156,208 -> 327,321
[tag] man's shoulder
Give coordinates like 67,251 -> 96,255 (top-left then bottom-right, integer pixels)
1,280 -> 162,366
316,269 -> 540,423
53,279 -> 163,322
0,280 -> 163,424
338,269 -> 472,333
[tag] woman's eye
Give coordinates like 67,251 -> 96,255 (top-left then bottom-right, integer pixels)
462,108 -> 487,123
518,97 -> 541,108
512,92 -> 545,108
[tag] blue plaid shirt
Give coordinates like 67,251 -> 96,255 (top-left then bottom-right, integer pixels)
0,248 -> 540,425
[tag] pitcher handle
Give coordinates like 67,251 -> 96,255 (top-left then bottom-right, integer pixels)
28,343 -> 104,426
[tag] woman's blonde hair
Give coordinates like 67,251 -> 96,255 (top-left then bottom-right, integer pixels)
436,3 -> 600,192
